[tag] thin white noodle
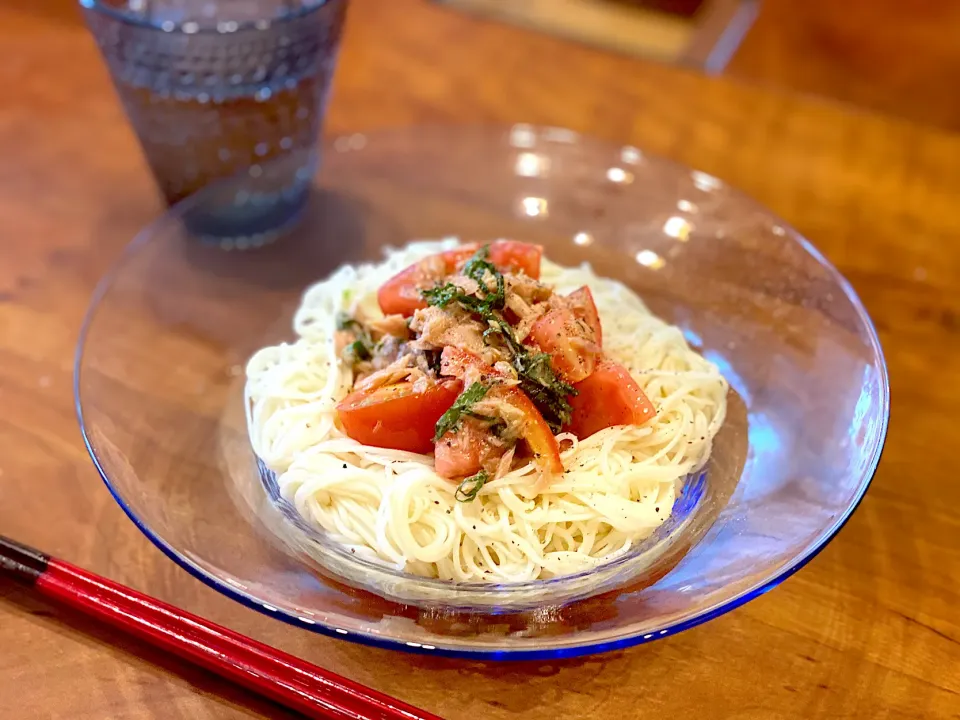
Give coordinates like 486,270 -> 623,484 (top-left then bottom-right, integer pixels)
245,240 -> 727,582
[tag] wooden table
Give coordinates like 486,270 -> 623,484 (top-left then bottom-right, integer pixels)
1,0 -> 957,718
728,0 -> 960,132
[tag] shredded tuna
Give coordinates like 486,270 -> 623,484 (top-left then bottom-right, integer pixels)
411,374 -> 431,394
354,354 -> 429,392
334,329 -> 355,354
493,445 -> 516,480
507,294 -> 548,341
409,305 -> 496,362
471,394 -> 527,441
449,274 -> 481,296
367,314 -> 409,340
491,361 -> 518,380
506,273 -> 552,304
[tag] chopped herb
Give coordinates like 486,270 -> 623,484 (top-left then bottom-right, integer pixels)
420,282 -> 462,309
461,246 -> 505,311
335,313 -> 364,333
514,351 -> 575,432
347,339 -> 371,361
421,246 -> 505,317
456,469 -> 490,502
434,382 -> 490,440
336,313 -> 374,364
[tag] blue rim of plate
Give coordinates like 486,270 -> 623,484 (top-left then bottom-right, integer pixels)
73,126 -> 890,660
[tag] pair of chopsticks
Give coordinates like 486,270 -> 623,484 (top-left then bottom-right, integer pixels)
0,534 -> 441,720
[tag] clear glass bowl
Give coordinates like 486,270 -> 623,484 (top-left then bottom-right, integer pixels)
75,124 -> 889,659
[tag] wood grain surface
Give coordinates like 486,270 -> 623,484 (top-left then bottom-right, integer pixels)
728,0 -> 960,131
0,0 -> 957,719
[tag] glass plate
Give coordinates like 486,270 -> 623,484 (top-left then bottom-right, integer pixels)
75,124 -> 889,659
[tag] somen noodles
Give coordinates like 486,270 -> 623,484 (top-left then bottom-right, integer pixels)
245,239 -> 727,582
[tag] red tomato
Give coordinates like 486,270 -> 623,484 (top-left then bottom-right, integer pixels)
337,379 -> 463,454
565,360 -> 656,438
434,418 -> 504,479
567,286 -> 602,347
501,384 -> 564,478
376,253 -> 448,318
528,307 -> 601,383
440,345 -> 510,383
486,240 -> 542,279
437,347 -> 563,480
377,241 -> 543,317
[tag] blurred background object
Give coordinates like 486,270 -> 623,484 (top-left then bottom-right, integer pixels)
438,0 -> 759,71
440,0 -> 960,131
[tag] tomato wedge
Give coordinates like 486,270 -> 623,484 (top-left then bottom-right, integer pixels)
438,347 -> 563,480
377,240 -> 543,317
567,286 -> 602,347
500,384 -> 565,478
528,306 -> 601,383
434,417 -> 504,479
565,360 -> 655,439
485,240 -> 542,278
440,345 -> 511,383
337,379 -> 463,454
375,253 -> 447,318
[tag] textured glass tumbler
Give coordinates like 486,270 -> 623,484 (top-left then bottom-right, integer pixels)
81,0 -> 348,246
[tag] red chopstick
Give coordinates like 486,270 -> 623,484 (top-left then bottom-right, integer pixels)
0,535 -> 442,720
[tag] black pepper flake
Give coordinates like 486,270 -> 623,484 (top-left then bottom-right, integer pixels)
655,507 -> 660,513
434,500 -> 440,505
342,463 -> 348,469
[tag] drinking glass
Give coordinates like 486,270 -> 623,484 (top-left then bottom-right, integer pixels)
80,0 -> 348,246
